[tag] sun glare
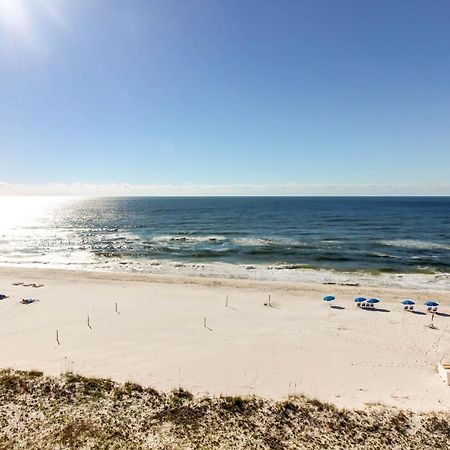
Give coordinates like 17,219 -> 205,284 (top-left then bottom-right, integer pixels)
0,0 -> 33,40
0,196 -> 71,231
0,0 -> 65,55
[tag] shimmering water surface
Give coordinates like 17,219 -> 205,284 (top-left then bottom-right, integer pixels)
0,197 -> 449,276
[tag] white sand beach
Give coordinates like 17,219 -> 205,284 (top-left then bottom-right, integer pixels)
0,266 -> 449,411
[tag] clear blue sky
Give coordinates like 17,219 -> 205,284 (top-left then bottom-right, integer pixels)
0,0 -> 449,194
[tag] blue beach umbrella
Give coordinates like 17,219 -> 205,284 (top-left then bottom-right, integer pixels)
367,298 -> 380,304
323,295 -> 335,302
401,299 -> 415,305
355,297 -> 366,302
424,301 -> 439,307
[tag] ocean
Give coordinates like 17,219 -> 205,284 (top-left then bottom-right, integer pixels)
0,196 -> 449,280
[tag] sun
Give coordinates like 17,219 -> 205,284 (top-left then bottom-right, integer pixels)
0,0 -> 34,42
0,0 -> 65,56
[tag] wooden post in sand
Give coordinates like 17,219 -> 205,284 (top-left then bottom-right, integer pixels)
115,302 -> 119,314
203,317 -> 212,331
225,295 -> 229,307
87,315 -> 91,329
56,330 -> 60,346
268,294 -> 271,307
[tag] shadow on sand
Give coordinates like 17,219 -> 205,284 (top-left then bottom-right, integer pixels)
264,302 -> 281,310
225,305 -> 238,311
330,305 -> 345,310
364,308 -> 390,313
436,312 -> 450,317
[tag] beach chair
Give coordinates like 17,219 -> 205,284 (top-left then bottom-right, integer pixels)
409,305 -> 414,311
432,306 -> 438,312
427,306 -> 432,312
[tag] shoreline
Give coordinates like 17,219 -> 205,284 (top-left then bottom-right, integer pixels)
0,261 -> 449,291
0,265 -> 449,412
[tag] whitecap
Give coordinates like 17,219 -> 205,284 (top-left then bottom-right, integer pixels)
379,239 -> 450,251
151,235 -> 226,244
232,237 -> 301,247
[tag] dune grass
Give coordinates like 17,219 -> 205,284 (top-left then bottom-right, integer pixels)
0,369 -> 448,449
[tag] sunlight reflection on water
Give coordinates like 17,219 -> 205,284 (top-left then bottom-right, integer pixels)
0,197 -> 76,230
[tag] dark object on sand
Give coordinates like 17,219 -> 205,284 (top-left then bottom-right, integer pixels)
365,298 -> 380,309
21,298 -> 36,305
402,299 -> 415,311
424,301 -> 439,313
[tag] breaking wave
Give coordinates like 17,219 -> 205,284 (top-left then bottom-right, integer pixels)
379,240 -> 450,251
0,196 -> 449,276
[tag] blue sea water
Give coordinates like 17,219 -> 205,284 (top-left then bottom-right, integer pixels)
0,197 -> 449,276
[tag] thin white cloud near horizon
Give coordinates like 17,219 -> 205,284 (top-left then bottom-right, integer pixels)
0,182 -> 450,196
